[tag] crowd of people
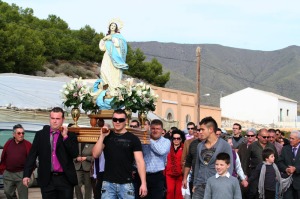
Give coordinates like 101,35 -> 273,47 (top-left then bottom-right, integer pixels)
0,107 -> 300,199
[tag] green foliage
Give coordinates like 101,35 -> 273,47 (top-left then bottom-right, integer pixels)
0,1 -> 169,86
125,46 -> 170,86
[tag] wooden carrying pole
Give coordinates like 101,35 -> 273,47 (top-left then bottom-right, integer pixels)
196,47 -> 201,123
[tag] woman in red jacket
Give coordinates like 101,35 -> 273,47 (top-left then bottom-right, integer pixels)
165,129 -> 185,199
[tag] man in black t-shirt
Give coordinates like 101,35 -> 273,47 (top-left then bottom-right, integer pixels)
92,109 -> 147,199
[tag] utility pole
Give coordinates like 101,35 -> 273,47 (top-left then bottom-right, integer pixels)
196,47 -> 201,123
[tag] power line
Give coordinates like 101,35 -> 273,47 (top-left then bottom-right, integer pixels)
143,52 -> 300,93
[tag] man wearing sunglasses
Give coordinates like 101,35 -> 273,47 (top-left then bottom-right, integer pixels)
268,128 -> 283,155
237,128 -> 257,198
0,124 -> 32,199
92,109 -> 147,199
245,128 -> 278,199
130,119 -> 140,128
185,122 -> 196,140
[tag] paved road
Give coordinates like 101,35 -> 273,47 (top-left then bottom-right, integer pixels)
0,187 -> 42,199
0,187 -> 91,199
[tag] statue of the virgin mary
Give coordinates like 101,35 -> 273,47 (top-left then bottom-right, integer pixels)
93,18 -> 128,109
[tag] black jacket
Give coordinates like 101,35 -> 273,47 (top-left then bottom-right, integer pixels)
277,144 -> 300,190
23,125 -> 79,187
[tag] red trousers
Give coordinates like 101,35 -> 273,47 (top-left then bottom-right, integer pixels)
166,174 -> 183,199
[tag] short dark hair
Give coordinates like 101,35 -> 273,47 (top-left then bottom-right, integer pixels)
233,123 -> 241,130
172,129 -> 186,143
145,119 -> 151,125
216,152 -> 230,165
275,129 -> 281,134
187,122 -> 195,127
216,128 -> 222,132
51,107 -> 64,118
13,124 -> 24,133
130,119 -> 140,127
268,128 -> 276,133
170,126 -> 178,131
199,116 -> 218,133
113,109 -> 127,118
262,148 -> 275,161
151,119 -> 163,128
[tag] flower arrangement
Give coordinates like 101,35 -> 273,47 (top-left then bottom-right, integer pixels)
111,78 -> 159,113
81,92 -> 99,113
61,77 -> 90,108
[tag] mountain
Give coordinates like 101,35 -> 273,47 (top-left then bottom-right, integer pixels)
129,42 -> 300,108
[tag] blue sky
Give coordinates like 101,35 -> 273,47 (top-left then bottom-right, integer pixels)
4,0 -> 300,51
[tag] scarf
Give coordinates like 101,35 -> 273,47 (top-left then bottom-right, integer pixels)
258,162 -> 293,199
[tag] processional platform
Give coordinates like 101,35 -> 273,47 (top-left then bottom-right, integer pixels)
68,110 -> 150,144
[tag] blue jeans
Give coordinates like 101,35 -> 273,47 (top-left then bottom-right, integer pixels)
101,181 -> 135,199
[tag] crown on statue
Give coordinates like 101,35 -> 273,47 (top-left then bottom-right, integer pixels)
109,18 -> 124,30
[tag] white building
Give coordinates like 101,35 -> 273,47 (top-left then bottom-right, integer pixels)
220,87 -> 298,125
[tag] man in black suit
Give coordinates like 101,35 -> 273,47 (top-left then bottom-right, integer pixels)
22,107 -> 79,199
278,130 -> 300,198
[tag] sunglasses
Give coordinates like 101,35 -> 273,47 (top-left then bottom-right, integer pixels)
130,125 -> 138,128
187,128 -> 193,130
173,137 -> 181,140
17,132 -> 25,135
261,136 -> 270,139
112,118 -> 126,123
246,134 -> 256,137
197,129 -> 201,132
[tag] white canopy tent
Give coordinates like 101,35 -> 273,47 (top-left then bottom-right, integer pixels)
0,73 -> 160,120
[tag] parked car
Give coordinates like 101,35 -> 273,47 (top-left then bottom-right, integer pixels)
0,122 -> 45,188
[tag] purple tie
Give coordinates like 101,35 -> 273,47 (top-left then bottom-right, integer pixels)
292,147 -> 297,158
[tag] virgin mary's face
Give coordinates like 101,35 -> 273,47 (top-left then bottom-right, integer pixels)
110,23 -> 117,31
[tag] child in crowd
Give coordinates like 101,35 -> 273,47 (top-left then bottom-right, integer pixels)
248,148 -> 292,199
204,153 -> 242,199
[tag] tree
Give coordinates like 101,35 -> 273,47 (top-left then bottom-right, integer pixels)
6,24 -> 46,74
72,25 -> 104,62
125,46 -> 170,86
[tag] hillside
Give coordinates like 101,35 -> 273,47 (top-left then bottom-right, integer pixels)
129,42 -> 300,108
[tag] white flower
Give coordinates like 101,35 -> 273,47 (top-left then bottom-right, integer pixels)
136,90 -> 142,96
69,84 -> 74,90
64,90 -> 69,95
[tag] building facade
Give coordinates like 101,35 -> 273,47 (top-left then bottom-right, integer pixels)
220,87 -> 297,125
152,86 -> 221,130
